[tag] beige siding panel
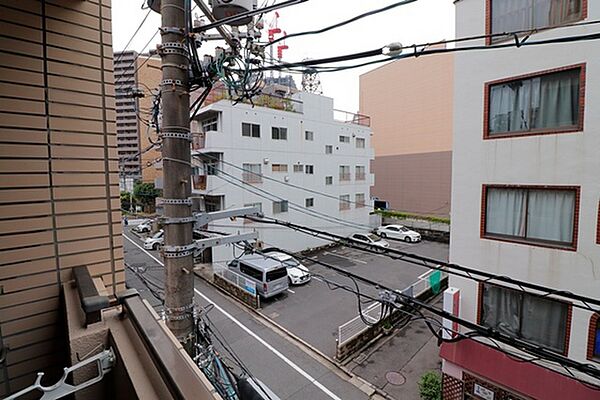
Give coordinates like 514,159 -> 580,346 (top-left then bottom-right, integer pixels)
47,60 -> 101,82
0,143 -> 47,158
0,0 -> 41,14
56,225 -> 109,242
6,353 -> 59,385
51,131 -> 105,146
46,32 -> 100,56
49,103 -> 104,121
112,235 -> 123,248
0,112 -> 46,130
52,173 -> 106,186
46,17 -> 99,42
0,83 -> 44,101
46,46 -> 100,69
50,118 -> 104,134
0,98 -> 45,116
0,21 -> 41,43
0,67 -> 44,87
58,237 -> 110,255
55,211 -> 107,228
47,0 -> 101,16
59,249 -> 111,268
0,203 -> 52,220
1,271 -> 57,294
0,128 -> 46,144
53,186 -> 107,200
52,159 -> 105,172
0,160 -> 49,173
2,311 -> 59,337
87,260 -> 112,277
3,324 -> 59,351
0,52 -> 44,72
0,37 -> 42,58
0,258 -> 56,280
48,88 -> 103,108
0,217 -> 52,235
6,338 -> 58,366
0,188 -> 50,203
51,144 -> 106,159
103,270 -> 125,286
0,174 -> 49,188
0,299 -> 58,326
55,200 -> 106,214
0,244 -> 54,267
101,18 -> 111,33
112,222 -> 123,236
46,4 -> 99,29
0,231 -> 54,251
47,75 -> 102,95
0,6 -> 42,29
0,285 -> 58,311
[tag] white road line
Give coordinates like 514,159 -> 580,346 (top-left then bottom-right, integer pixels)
123,233 -> 343,400
287,288 -> 295,294
323,251 -> 368,264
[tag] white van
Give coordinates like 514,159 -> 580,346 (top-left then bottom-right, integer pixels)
228,254 -> 289,298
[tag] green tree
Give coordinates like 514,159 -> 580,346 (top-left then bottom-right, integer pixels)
133,182 -> 161,212
418,371 -> 441,400
120,191 -> 132,212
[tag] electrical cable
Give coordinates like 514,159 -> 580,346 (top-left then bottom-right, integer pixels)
114,8 -> 153,65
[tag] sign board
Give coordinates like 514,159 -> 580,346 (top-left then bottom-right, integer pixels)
244,278 -> 257,295
474,383 -> 495,400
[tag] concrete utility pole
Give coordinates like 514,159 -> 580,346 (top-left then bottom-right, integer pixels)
159,0 -> 195,348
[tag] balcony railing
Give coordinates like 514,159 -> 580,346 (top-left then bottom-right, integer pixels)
192,175 -> 207,190
334,109 -> 371,127
242,172 -> 262,184
339,173 -> 351,182
203,87 -> 303,114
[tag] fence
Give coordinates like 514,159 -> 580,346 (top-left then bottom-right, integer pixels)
213,264 -> 257,296
337,268 -> 447,348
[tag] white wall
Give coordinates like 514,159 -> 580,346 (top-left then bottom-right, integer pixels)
451,0 -> 600,370
194,93 -> 373,262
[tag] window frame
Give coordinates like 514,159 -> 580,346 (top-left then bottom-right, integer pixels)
272,126 -> 288,140
481,184 -> 580,251
485,0 -> 588,46
356,137 -> 366,149
325,176 -> 333,185
271,163 -> 288,173
483,64 -> 586,140
305,165 -> 314,175
273,200 -> 289,214
478,282 -> 573,356
339,135 -> 350,144
242,122 -> 261,138
355,193 -> 366,208
305,198 -> 314,208
305,130 -> 314,141
325,145 -> 333,154
588,313 -> 600,362
339,194 -> 351,211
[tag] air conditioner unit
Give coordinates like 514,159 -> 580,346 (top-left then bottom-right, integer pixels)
210,0 -> 257,26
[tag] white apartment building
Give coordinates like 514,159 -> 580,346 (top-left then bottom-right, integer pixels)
443,1 -> 600,399
191,89 -> 374,262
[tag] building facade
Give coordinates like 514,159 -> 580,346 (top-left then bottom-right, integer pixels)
442,1 -> 600,398
192,90 -> 373,261
0,0 -> 124,394
359,52 -> 453,217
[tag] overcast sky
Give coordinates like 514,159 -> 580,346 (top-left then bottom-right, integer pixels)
112,0 -> 455,113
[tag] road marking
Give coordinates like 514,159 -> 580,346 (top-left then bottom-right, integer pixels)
287,288 -> 295,294
323,251 -> 368,264
123,233 -> 343,400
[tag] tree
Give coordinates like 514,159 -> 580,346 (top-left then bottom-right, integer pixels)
133,182 -> 161,212
418,371 -> 441,400
120,191 -> 132,212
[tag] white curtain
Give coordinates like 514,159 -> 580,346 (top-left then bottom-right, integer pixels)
486,188 -> 527,237
534,69 -> 580,129
489,80 -> 533,134
492,0 -> 533,34
493,0 -> 580,34
526,190 -> 575,243
521,294 -> 568,352
482,285 -> 521,336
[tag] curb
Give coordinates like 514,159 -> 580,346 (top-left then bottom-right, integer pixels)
193,269 -> 395,400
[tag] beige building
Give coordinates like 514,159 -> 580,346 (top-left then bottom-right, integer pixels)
359,52 -> 454,217
0,0 -> 124,393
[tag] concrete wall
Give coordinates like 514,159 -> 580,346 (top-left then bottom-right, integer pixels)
447,0 -> 600,392
360,52 -> 454,216
0,0 -> 124,394
137,55 -> 162,185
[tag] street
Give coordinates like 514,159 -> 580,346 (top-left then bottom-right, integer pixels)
123,227 -> 370,400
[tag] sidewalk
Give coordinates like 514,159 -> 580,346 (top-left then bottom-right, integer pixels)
346,296 -> 443,400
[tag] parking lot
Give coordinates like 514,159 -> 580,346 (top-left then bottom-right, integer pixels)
257,239 -> 449,357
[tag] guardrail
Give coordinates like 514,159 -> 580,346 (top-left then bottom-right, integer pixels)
213,264 -> 260,309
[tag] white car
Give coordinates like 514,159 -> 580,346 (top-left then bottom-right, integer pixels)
348,233 -> 390,250
264,251 -> 311,285
375,225 -> 421,243
143,229 -> 164,250
134,219 -> 152,233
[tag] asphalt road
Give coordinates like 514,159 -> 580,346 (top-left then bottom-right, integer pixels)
123,226 -> 369,400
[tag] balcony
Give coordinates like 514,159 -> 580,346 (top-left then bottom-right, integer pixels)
333,109 -> 371,127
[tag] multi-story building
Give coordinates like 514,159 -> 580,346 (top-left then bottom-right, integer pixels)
442,1 -> 599,398
0,0 -> 124,393
191,89 -> 373,261
360,52 -> 453,217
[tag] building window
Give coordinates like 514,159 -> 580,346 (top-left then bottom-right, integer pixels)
271,164 -> 288,173
355,193 -> 366,208
339,195 -> 351,211
201,116 -> 218,132
339,135 -> 350,144
325,176 -> 333,185
339,165 -> 351,181
273,200 -> 288,214
588,313 -> 600,361
305,165 -> 314,175
242,163 -> 262,184
488,0 -> 585,44
242,122 -> 260,138
305,198 -> 314,208
305,130 -> 314,141
485,65 -> 585,138
293,164 -> 304,173
355,166 -> 366,181
356,137 -> 365,148
272,127 -> 288,140
482,186 -> 578,249
480,283 -> 570,354
325,145 -> 333,154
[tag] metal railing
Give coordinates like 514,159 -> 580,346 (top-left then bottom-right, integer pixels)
204,87 -> 304,114
333,109 -> 371,127
213,264 -> 258,296
337,268 -> 446,346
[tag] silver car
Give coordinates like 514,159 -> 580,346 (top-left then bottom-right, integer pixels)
228,254 -> 289,298
348,232 -> 390,250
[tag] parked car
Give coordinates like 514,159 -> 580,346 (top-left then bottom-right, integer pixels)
375,224 -> 421,243
134,219 -> 152,233
348,232 -> 390,250
228,254 -> 289,298
263,251 -> 310,285
143,229 -> 164,250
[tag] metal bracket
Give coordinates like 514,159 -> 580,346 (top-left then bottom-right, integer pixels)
160,198 -> 193,206
194,207 -> 261,226
5,349 -> 115,400
161,131 -> 192,141
195,232 -> 258,250
163,250 -> 194,259
165,303 -> 195,313
163,243 -> 197,253
159,27 -> 185,35
160,216 -> 196,225
161,79 -> 186,87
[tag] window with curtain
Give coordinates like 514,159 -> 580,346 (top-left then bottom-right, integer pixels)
490,0 -> 584,41
488,67 -> 582,136
242,163 -> 262,184
481,283 -> 569,353
339,195 -> 351,211
242,122 -> 260,138
273,200 -> 288,214
272,127 -> 288,140
484,186 -> 577,247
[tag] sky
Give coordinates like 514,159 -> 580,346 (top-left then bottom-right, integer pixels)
112,0 -> 455,113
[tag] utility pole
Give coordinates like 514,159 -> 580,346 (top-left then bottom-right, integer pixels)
159,0 -> 195,348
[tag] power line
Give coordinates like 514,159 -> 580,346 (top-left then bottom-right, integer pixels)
268,0 -> 418,46
114,8 -> 153,65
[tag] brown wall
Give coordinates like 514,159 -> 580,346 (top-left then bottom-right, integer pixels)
360,52 -> 454,216
0,0 -> 124,394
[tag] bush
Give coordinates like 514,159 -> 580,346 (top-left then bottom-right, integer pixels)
418,371 -> 441,400
375,209 -> 450,225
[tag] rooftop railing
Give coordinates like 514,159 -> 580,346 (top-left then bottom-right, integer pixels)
203,87 -> 303,114
333,109 -> 371,127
